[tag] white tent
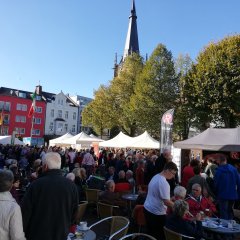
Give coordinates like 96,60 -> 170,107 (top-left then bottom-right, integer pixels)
174,127 -> 240,151
89,134 -> 105,142
99,132 -> 133,148
61,132 -> 97,145
129,131 -> 160,149
49,132 -> 73,146
0,136 -> 25,145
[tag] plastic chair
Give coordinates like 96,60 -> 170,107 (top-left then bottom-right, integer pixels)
75,201 -> 88,223
132,205 -> 146,233
98,202 -> 120,218
164,226 -> 195,240
89,216 -> 129,240
119,233 -> 157,240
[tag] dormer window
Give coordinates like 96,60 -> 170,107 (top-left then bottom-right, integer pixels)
36,95 -> 41,101
19,92 -> 26,98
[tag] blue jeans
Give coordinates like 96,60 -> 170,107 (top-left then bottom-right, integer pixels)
218,199 -> 234,220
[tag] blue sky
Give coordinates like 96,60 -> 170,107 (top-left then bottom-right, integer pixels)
0,0 -> 239,98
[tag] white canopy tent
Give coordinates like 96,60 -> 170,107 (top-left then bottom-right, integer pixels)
99,132 -> 133,148
129,131 -> 160,149
62,132 -> 103,146
174,127 -> 240,151
49,132 -> 73,146
89,134 -> 105,142
0,136 -> 25,145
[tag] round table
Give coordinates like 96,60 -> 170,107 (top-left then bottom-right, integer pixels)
67,229 -> 96,240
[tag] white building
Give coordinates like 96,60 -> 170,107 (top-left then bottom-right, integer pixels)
45,91 -> 79,136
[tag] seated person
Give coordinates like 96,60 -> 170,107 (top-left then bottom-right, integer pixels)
115,170 -> 131,192
105,166 -> 118,183
167,185 -> 187,215
186,183 -> 217,218
99,180 -> 126,208
166,199 -> 204,240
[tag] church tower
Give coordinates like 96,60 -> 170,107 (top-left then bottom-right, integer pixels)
114,0 -> 140,77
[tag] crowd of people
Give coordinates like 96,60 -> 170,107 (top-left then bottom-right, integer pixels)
0,143 -> 240,240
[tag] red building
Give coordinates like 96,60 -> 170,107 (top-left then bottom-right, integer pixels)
0,87 -> 46,138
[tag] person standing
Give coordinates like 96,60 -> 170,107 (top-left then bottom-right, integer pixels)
214,154 -> 240,220
0,169 -> 26,240
144,161 -> 178,240
21,152 -> 79,240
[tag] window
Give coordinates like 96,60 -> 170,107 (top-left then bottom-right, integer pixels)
0,102 -> 11,111
65,111 -> 68,119
64,123 -> 68,132
61,100 -> 63,105
58,110 -> 62,118
57,123 -> 63,132
72,125 -> 76,133
58,99 -> 60,104
3,115 -> 10,124
18,92 -> 26,98
34,118 -> 41,124
36,95 -> 41,100
32,129 -> 40,135
49,122 -> 54,131
15,116 -> 26,123
2,126 -> 8,135
51,109 -> 54,117
73,112 -> 76,120
15,128 -> 25,134
16,104 -> 27,111
35,107 -> 42,113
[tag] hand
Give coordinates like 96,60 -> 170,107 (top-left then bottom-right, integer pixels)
195,213 -> 202,221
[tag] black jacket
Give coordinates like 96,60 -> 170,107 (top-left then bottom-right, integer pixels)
21,169 -> 79,240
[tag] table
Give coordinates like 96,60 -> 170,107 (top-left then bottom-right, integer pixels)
122,193 -> 139,214
67,229 -> 96,240
202,218 -> 240,240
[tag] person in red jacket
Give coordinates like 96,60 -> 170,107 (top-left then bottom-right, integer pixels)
185,183 -> 217,218
181,159 -> 199,188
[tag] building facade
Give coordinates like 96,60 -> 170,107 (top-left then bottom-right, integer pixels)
0,87 -> 46,138
44,91 -> 79,137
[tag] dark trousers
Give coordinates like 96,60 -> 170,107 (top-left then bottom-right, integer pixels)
219,199 -> 234,220
144,207 -> 166,240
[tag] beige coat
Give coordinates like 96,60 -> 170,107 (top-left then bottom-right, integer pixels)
0,191 -> 26,240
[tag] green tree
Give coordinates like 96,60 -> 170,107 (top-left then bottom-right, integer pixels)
109,53 -> 143,136
132,44 -> 178,135
82,84 -> 112,137
184,35 -> 240,128
174,54 -> 194,139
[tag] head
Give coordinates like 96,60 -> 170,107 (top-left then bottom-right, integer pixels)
33,159 -> 42,171
80,168 -> 87,180
42,152 -> 61,171
191,183 -> 202,198
72,167 -> 81,178
163,149 -> 171,159
126,170 -> 133,180
173,200 -> 189,218
173,186 -> 187,199
163,161 -> 178,180
108,166 -> 115,175
66,172 -> 75,182
118,170 -> 126,179
216,154 -> 227,165
193,165 -> 201,175
0,169 -> 14,192
105,180 -> 115,192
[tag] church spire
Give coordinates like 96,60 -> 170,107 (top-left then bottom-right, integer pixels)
123,0 -> 139,60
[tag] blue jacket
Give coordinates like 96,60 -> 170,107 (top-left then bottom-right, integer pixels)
214,164 -> 240,200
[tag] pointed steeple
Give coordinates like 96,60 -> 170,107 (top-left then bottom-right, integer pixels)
123,0 -> 139,60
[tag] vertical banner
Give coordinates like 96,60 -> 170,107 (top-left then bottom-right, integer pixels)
160,109 -> 174,154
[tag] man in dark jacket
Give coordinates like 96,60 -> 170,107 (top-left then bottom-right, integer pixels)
21,152 -> 79,240
214,154 -> 240,220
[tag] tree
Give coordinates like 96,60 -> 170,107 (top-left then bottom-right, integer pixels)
132,44 -> 178,135
109,53 -> 143,136
82,84 -> 113,137
184,35 -> 240,128
174,54 -> 194,139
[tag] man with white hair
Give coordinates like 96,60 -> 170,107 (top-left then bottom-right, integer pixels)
21,152 -> 79,240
